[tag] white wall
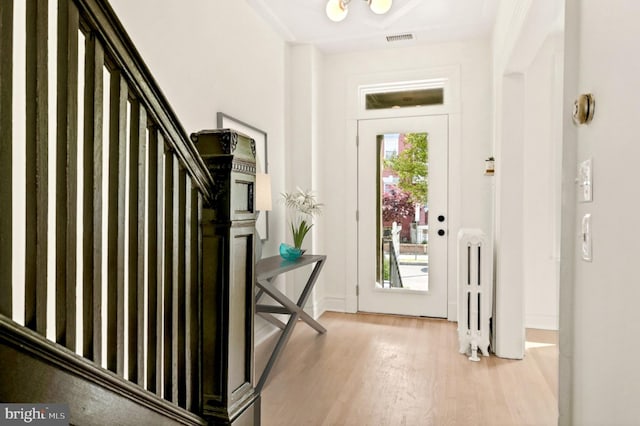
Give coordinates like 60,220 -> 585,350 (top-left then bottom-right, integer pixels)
522,35 -> 563,330
492,0 -> 525,362
107,0 -> 289,341
319,40 -> 493,318
285,44 -> 326,317
562,0 -> 640,424
492,0 -> 564,358
108,0 -> 288,258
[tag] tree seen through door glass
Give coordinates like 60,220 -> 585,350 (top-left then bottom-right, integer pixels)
379,132 -> 429,291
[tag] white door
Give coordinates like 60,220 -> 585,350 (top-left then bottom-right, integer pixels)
357,115 -> 448,317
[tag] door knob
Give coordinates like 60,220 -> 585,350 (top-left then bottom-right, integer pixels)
572,93 -> 595,125
438,229 -> 446,236
437,215 -> 445,222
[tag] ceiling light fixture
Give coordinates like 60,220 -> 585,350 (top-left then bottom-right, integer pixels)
326,0 -> 393,22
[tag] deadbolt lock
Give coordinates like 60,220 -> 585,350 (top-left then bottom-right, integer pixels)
572,93 -> 595,125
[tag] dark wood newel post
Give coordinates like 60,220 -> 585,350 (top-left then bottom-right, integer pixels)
192,129 -> 261,425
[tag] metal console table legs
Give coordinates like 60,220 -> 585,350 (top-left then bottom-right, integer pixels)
255,255 -> 327,392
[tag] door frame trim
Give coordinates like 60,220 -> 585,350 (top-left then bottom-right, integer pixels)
356,115 -> 449,317
344,66 -> 462,321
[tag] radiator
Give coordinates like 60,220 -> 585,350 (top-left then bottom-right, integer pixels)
457,229 -> 492,361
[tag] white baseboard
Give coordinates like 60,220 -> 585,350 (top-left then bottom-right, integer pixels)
323,296 -> 347,313
254,316 -> 280,346
255,298 -> 331,346
345,294 -> 358,313
304,299 -> 326,319
448,302 -> 457,322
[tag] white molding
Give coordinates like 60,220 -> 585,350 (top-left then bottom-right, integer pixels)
254,318 -> 279,346
345,65 -> 462,318
447,302 -> 458,322
304,296 -> 326,320
558,1 -> 579,424
493,0 -> 533,72
447,112 -> 463,322
493,72 -> 526,360
357,78 -> 448,116
324,296 -> 348,313
344,119 -> 359,315
348,65 -> 461,120
492,0 -> 565,361
494,0 -> 565,74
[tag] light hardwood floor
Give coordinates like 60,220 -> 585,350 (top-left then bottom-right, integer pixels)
257,311 -> 558,426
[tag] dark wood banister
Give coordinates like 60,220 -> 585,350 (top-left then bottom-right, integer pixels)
0,0 -> 259,424
77,0 -> 215,202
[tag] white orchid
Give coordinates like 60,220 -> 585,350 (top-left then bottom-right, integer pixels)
281,188 -> 323,248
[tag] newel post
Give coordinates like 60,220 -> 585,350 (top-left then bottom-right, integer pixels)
191,129 -> 260,425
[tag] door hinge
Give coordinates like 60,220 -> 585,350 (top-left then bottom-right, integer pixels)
356,210 -> 359,221
356,285 -> 359,296
356,135 -> 359,147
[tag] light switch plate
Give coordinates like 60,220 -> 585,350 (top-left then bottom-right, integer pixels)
578,158 -> 593,202
581,213 -> 592,262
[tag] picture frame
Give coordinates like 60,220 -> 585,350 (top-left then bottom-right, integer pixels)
217,112 -> 269,240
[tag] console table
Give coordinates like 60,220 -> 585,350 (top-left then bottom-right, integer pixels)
255,254 -> 327,391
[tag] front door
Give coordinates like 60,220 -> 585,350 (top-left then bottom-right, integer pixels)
357,115 -> 448,317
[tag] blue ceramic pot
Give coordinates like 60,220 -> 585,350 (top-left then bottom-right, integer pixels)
279,243 -> 303,261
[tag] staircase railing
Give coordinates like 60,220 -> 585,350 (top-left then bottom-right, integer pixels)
386,238 -> 404,288
0,0 -> 250,424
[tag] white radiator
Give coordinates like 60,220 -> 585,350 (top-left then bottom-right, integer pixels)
457,229 -> 492,361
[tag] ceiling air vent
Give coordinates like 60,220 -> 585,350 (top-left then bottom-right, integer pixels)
386,33 -> 414,43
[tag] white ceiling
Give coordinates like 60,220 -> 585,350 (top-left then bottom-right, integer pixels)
246,0 -> 500,53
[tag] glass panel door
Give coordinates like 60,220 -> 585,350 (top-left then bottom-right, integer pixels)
358,115 -> 448,317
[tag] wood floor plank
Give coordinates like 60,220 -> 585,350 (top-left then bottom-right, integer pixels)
259,312 -> 558,426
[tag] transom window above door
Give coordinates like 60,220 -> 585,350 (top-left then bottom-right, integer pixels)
359,79 -> 447,112
365,87 -> 444,110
